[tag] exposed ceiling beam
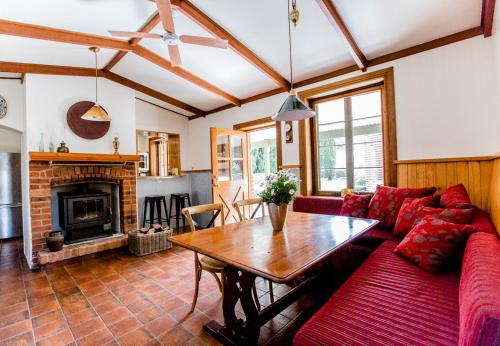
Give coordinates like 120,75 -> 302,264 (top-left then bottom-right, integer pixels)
102,71 -> 205,116
103,13 -> 161,71
481,0 -> 497,37
171,0 -> 290,91
0,61 -> 204,116
0,61 -> 99,76
314,0 -> 367,70
0,19 -> 132,51
192,27 -> 483,120
133,45 -> 241,106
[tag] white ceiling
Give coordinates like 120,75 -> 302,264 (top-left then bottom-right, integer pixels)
0,0 -> 484,114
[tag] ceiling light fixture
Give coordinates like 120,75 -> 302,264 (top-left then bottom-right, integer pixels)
81,47 -> 111,122
272,0 -> 315,122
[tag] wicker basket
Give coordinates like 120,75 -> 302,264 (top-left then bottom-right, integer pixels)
128,228 -> 173,256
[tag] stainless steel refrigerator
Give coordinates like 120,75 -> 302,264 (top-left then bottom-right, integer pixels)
0,153 -> 23,239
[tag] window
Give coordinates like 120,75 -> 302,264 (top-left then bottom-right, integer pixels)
249,127 -> 278,197
314,89 -> 383,193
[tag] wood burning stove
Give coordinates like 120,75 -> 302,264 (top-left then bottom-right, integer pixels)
58,188 -> 113,244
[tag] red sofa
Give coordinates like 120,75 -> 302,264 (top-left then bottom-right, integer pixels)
292,196 -> 500,346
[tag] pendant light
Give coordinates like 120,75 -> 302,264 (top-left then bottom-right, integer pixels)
81,47 -> 112,122
272,0 -> 315,121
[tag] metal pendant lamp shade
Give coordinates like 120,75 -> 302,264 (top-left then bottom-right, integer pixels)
272,90 -> 315,121
274,0 -> 315,122
82,47 -> 111,122
81,104 -> 111,122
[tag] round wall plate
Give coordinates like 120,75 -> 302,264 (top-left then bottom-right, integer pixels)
0,95 -> 7,119
67,101 -> 110,140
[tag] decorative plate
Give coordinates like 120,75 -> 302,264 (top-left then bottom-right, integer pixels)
67,101 -> 110,140
0,95 -> 7,119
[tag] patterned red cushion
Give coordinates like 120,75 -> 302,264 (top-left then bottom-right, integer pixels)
367,185 -> 437,229
440,184 -> 472,208
459,232 -> 500,346
414,206 -> 476,226
394,216 -> 472,273
339,194 -> 372,218
393,196 -> 439,237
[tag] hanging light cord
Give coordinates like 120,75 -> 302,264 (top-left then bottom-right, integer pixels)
94,49 -> 98,105
288,0 -> 294,91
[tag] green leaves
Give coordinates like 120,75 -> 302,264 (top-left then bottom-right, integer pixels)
259,170 -> 298,205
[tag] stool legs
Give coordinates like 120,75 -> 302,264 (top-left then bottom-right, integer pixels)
142,198 -> 148,228
162,197 -> 169,226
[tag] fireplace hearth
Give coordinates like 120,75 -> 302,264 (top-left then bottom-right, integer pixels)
58,187 -> 114,244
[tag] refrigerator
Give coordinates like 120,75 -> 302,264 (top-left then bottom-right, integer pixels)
0,153 -> 23,239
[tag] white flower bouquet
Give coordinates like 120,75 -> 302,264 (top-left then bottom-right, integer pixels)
259,170 -> 299,206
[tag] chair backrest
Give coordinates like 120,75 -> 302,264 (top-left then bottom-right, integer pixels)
182,203 -> 225,232
233,198 -> 265,222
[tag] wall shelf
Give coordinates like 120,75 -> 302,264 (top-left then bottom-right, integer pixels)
30,152 -> 140,163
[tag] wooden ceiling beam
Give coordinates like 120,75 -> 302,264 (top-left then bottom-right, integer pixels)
103,13 -> 161,71
133,45 -> 241,106
193,27 -> 483,120
0,19 -> 132,51
481,0 -> 497,37
102,71 -> 205,116
0,61 -> 99,76
314,0 -> 367,70
171,0 -> 290,91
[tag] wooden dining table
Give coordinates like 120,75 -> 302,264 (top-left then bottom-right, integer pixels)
169,211 -> 379,345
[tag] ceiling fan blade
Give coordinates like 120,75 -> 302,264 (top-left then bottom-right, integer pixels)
109,31 -> 162,39
179,35 -> 229,49
168,44 -> 182,66
155,0 -> 175,33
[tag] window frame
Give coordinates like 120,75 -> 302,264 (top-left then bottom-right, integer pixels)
297,67 -> 397,196
311,84 -> 384,195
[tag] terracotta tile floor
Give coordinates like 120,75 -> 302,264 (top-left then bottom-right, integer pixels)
0,238 -> 322,346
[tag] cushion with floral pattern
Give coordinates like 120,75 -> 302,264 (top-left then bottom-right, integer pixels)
339,193 -> 372,218
367,185 -> 437,229
439,184 -> 472,209
413,206 -> 476,226
393,195 -> 439,237
394,215 -> 473,273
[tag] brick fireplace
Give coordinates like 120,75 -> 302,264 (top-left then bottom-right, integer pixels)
29,153 -> 139,265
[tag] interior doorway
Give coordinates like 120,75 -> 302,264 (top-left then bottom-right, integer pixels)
248,127 -> 278,197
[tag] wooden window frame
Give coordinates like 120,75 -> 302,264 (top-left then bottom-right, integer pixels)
298,67 -> 397,196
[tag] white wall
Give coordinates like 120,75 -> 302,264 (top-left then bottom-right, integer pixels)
25,75 -> 136,155
0,79 -> 24,133
494,0 -> 500,152
135,99 -> 191,169
189,35 -> 500,169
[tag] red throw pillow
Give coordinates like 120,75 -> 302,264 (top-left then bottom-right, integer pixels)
413,206 -> 476,226
394,216 -> 473,273
393,196 -> 439,237
339,194 -> 372,218
367,185 -> 437,229
440,184 -> 472,208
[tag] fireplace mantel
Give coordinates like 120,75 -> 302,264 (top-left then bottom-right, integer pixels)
30,152 -> 140,163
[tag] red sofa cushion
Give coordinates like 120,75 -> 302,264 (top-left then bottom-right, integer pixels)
440,184 -> 472,209
339,194 -> 372,218
393,196 -> 439,237
367,185 -> 437,229
394,216 -> 472,273
293,196 -> 343,215
414,206 -> 476,226
459,232 -> 500,346
470,209 -> 498,235
294,240 -> 460,346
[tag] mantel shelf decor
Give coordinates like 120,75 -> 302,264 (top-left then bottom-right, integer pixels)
30,152 -> 140,163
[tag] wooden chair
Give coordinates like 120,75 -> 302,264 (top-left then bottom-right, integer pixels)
182,203 -> 226,313
233,198 -> 275,310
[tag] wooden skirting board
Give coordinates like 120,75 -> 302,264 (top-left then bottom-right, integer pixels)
396,155 -> 500,233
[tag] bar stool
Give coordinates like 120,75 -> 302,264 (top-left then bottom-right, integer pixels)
142,195 -> 169,228
169,193 -> 192,232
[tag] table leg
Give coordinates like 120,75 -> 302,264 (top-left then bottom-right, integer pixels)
203,266 -> 260,345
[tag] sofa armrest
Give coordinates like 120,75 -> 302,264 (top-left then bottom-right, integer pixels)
293,196 -> 343,216
459,232 -> 500,346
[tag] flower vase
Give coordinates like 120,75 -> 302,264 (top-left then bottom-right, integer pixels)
268,203 -> 288,231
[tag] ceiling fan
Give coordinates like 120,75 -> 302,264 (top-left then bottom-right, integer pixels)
108,0 -> 229,66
